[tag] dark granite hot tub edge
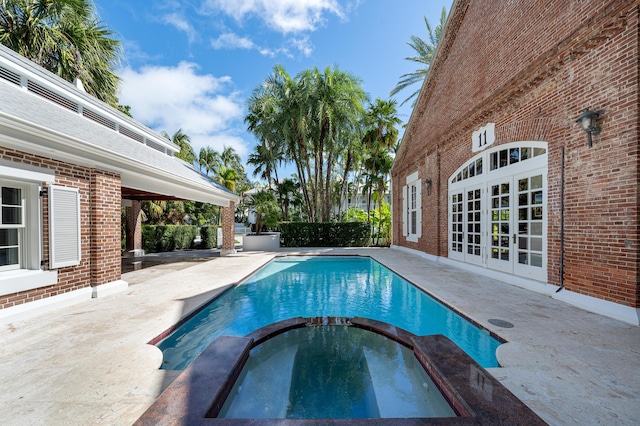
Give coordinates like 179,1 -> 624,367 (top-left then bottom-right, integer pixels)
135,317 -> 546,425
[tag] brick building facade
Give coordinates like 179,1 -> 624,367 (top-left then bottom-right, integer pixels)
0,45 -> 239,323
391,0 -> 639,325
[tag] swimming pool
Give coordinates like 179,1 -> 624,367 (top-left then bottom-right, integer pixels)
157,256 -> 502,370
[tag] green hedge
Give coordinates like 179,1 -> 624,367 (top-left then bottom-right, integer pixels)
142,225 -> 198,253
200,226 -> 218,249
279,222 -> 371,247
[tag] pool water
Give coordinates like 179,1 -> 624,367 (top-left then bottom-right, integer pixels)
218,326 -> 457,419
158,256 -> 501,370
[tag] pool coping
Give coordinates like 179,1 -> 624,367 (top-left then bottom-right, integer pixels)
135,317 -> 546,425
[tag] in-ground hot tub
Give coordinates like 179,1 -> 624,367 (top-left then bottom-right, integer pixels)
136,317 -> 546,425
219,322 -> 455,418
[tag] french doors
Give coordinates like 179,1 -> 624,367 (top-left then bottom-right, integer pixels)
449,185 -> 484,266
448,142 -> 548,282
486,171 -> 546,280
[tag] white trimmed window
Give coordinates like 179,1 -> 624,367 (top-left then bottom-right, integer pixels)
0,164 -> 58,296
0,184 -> 25,271
402,172 -> 422,242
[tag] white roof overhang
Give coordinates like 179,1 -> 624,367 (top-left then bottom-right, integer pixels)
0,46 -> 239,206
0,112 -> 238,206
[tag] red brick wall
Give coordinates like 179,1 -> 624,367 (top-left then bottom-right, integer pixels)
0,147 -> 123,309
90,170 -> 122,286
125,201 -> 142,252
392,0 -> 639,307
222,201 -> 235,251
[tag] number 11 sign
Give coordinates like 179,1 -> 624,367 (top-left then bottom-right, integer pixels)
472,123 -> 495,152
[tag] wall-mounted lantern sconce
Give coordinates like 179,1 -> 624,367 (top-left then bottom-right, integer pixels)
575,108 -> 601,148
424,179 -> 432,196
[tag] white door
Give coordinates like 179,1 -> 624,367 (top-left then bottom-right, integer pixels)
449,190 -> 464,262
513,172 -> 547,280
487,178 -> 513,273
486,172 -> 546,280
464,185 -> 484,266
448,185 -> 484,265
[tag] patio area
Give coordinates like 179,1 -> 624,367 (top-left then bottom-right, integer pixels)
0,247 -> 638,425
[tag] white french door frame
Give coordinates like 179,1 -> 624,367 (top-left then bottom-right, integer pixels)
448,142 -> 548,282
512,170 -> 548,280
487,176 -> 513,273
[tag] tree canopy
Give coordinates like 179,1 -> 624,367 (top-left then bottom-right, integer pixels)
389,7 -> 448,107
0,0 -> 122,105
246,64 -> 401,225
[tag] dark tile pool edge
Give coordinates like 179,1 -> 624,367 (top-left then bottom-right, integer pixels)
136,317 -> 546,425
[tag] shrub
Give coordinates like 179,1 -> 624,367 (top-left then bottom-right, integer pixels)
279,222 -> 371,247
142,225 -> 198,253
200,226 -> 218,249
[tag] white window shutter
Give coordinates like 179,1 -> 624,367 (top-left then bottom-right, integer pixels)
402,185 -> 408,236
416,180 -> 422,238
49,185 -> 81,268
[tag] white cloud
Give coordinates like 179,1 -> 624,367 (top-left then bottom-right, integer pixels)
211,32 -> 256,50
162,13 -> 198,43
289,36 -> 314,57
118,62 -> 248,158
210,31 -> 313,58
204,0 -> 344,33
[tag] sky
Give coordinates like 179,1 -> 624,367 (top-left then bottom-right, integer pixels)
96,0 -> 453,174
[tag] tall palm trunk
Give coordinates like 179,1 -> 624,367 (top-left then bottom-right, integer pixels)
323,150 -> 334,222
337,149 -> 353,221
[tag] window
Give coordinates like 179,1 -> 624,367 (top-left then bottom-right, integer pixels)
0,165 -> 57,296
402,172 -> 421,242
0,185 -> 24,271
410,185 -> 417,235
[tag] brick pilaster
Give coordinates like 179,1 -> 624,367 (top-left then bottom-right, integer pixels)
221,201 -> 236,254
90,169 -> 122,286
125,200 -> 142,252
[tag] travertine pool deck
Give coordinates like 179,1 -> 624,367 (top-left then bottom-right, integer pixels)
1,247 -> 639,425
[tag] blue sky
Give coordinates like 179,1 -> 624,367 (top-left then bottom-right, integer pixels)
96,0 -> 452,172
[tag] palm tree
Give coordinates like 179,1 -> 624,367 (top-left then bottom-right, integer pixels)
335,130 -> 363,221
198,146 -> 220,176
219,145 -> 241,169
362,99 -> 402,149
162,129 -> 196,165
246,65 -> 312,219
302,66 -> 367,221
214,165 -> 238,193
276,178 -> 298,221
247,140 -> 281,190
247,65 -> 367,222
248,189 -> 278,235
389,7 -> 448,106
142,200 -> 166,224
361,99 -> 401,220
0,0 -> 122,106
